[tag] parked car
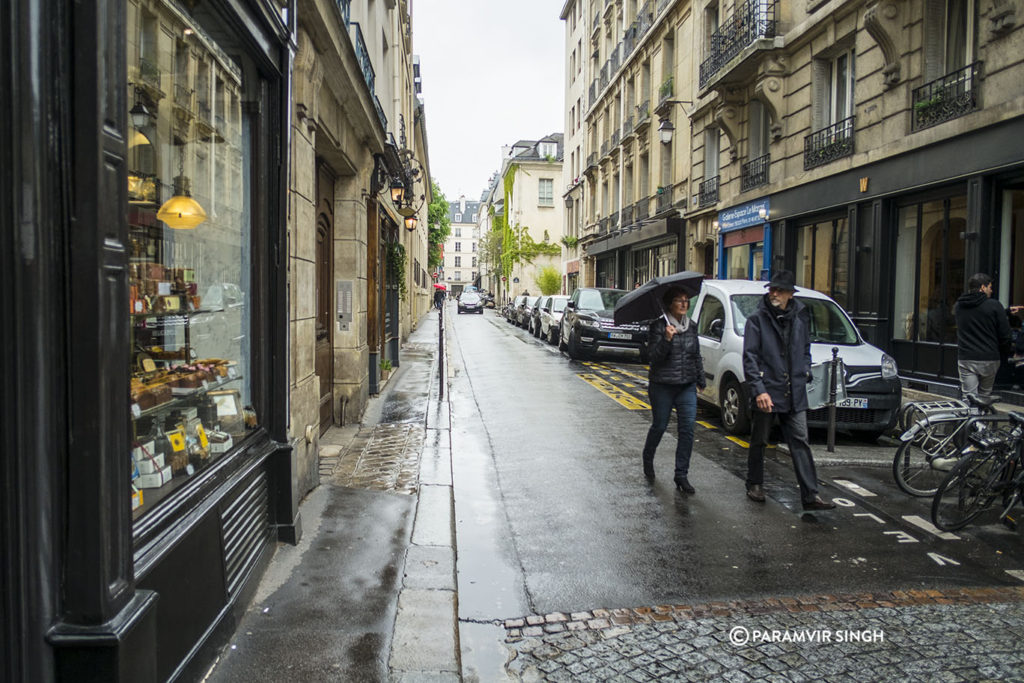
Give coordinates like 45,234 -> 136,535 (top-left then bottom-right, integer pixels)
559,287 -> 648,361
506,295 -> 527,323
527,297 -> 546,336
457,291 -> 484,314
539,295 -> 570,344
689,279 -> 902,437
517,296 -> 542,328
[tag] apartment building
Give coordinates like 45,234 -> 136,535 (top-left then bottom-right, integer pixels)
442,196 -> 482,296
561,0 -> 590,293
577,0 -> 699,291
687,0 -> 1024,397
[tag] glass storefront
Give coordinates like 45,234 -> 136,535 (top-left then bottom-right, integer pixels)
127,4 -> 257,518
628,241 -> 677,286
724,242 -> 763,279
794,217 -> 849,306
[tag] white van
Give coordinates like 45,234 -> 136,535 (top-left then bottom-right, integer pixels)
689,280 -> 902,437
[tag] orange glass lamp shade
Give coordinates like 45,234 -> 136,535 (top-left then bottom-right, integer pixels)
157,174 -> 207,229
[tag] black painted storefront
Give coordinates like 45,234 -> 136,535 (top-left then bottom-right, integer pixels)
761,116 -> 1024,401
1,1 -> 297,681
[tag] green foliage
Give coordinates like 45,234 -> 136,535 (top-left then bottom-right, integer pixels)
427,180 -> 451,270
379,358 -> 393,373
386,241 -> 408,302
560,235 -> 579,249
535,266 -> 562,295
659,75 -> 674,100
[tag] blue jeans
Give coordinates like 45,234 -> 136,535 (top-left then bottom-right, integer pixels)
643,382 -> 697,479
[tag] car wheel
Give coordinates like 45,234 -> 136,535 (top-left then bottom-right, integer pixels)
558,324 -> 568,352
567,328 -> 589,361
720,376 -> 750,435
547,326 -> 556,345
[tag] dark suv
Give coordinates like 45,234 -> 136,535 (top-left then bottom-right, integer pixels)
559,287 -> 648,361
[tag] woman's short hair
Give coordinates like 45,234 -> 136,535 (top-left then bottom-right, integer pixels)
662,286 -> 688,309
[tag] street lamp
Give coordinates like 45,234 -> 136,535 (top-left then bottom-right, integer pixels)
390,177 -> 406,204
404,215 -> 417,231
564,194 -> 574,208
658,118 -> 676,145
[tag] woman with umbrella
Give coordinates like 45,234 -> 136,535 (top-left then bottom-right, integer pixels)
610,272 -> 704,492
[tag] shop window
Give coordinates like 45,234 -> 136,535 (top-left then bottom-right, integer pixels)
794,218 -> 849,307
893,196 -> 967,342
128,8 -> 257,519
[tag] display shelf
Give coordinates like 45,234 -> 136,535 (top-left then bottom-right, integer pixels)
133,373 -> 241,420
131,308 -> 211,320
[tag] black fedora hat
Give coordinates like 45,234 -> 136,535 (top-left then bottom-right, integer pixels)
765,270 -> 798,292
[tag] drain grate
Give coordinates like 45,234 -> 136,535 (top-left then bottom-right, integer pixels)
331,423 -> 423,495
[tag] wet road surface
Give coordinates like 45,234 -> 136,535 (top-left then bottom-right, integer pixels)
447,308 -> 1024,680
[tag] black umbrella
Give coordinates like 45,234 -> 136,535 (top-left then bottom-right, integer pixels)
613,271 -> 705,325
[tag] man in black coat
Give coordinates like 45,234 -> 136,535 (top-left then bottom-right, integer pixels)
955,273 -> 1012,400
742,271 -> 834,511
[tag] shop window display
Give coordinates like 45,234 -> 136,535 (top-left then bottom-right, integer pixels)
126,2 -> 256,518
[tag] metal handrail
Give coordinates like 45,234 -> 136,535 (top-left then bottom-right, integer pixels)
911,61 -> 982,132
740,154 -> 770,191
698,176 -> 719,206
699,0 -> 777,87
803,115 -> 855,170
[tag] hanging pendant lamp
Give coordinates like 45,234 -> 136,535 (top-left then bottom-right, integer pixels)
157,143 -> 207,229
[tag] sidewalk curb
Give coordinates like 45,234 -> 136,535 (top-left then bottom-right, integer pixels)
389,309 -> 461,680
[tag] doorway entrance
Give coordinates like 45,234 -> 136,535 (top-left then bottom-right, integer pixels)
315,163 -> 335,434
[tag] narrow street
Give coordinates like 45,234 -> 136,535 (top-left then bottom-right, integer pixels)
446,307 -> 1024,681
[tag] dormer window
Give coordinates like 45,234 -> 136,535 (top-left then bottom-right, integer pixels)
539,142 -> 557,158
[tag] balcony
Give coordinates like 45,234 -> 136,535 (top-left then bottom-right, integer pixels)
657,185 -> 675,212
589,81 -> 597,108
611,129 -> 620,147
622,203 -> 634,227
592,9 -> 601,32
658,76 -> 674,105
351,22 -> 375,95
600,62 -> 610,90
173,83 -> 192,108
601,140 -> 610,157
610,43 -> 621,73
636,197 -> 650,221
624,24 -> 638,55
698,176 -> 719,207
599,217 -> 610,234
374,94 -> 388,132
699,0 -> 777,88
636,100 -> 651,127
740,154 -> 770,192
637,0 -> 654,35
337,0 -> 351,28
803,116 -> 854,170
622,115 -> 634,138
657,0 -> 672,14
911,62 -> 982,132
610,213 -> 620,230
586,151 -> 598,169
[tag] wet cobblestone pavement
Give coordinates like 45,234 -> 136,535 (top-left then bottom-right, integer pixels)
329,423 -> 424,495
503,587 -> 1024,681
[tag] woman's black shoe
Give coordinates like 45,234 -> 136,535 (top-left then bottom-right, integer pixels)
674,477 -> 695,494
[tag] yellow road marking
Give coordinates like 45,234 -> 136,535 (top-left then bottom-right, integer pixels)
587,362 -> 648,383
697,420 -> 718,430
578,374 -> 650,410
727,436 -> 749,448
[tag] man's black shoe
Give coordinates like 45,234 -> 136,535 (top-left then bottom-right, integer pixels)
802,496 -> 835,511
746,484 -> 765,502
674,477 -> 695,494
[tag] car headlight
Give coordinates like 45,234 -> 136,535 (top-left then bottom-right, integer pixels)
881,353 -> 898,380
579,317 -> 600,330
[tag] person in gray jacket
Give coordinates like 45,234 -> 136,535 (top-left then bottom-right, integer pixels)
742,271 -> 834,511
642,287 -> 705,493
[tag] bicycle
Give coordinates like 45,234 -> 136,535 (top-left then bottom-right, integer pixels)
892,394 -> 999,497
931,411 -> 1024,531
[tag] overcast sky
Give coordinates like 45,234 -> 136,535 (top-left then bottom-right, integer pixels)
414,0 -> 566,203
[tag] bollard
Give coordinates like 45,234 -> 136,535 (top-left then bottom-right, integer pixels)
438,303 -> 445,400
827,347 -> 838,453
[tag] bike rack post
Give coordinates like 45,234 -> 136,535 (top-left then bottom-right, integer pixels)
827,347 -> 839,453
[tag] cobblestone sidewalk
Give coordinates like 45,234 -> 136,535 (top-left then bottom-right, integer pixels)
504,587 -> 1024,682
328,423 -> 424,495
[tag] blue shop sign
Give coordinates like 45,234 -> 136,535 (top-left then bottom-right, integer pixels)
718,198 -> 770,232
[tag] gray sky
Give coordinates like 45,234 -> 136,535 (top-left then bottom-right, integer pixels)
414,0 -> 565,202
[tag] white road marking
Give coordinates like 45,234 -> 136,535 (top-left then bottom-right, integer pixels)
833,479 -> 877,497
1005,570 -> 1024,582
884,530 -> 919,543
853,512 -> 886,524
902,515 -> 960,541
928,552 -> 961,566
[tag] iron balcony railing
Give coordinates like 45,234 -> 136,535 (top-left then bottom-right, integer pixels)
636,99 -> 650,125
173,83 -> 192,108
337,0 -> 351,28
601,140 -> 610,157
589,81 -> 597,108
587,151 -> 598,168
740,153 -> 770,191
600,62 -> 610,89
698,176 -> 719,207
610,43 -> 621,73
658,76 -> 674,104
911,62 -> 982,132
657,0 -> 672,14
611,129 -> 620,146
636,198 -> 650,221
622,115 -> 634,137
804,116 -> 854,170
624,24 -> 638,55
374,94 -> 387,131
621,203 -> 634,227
699,0 -> 777,87
351,22 -> 375,95
610,213 -> 620,229
657,185 -> 674,212
593,9 -> 601,31
599,217 -> 610,234
637,0 -> 654,35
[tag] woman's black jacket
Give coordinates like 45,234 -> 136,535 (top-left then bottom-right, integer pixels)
647,318 -> 706,388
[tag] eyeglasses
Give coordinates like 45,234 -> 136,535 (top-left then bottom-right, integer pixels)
672,298 -> 690,305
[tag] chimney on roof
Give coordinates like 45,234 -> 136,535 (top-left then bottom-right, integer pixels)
459,195 -> 466,213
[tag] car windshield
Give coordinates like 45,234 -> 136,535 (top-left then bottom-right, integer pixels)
577,289 -> 627,311
730,294 -> 860,344
551,298 -> 568,312
460,293 -> 480,303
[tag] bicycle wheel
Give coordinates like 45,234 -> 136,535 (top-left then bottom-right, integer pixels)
931,448 -> 1005,531
892,440 -> 951,497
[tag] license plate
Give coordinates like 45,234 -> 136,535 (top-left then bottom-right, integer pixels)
609,332 -> 632,340
837,397 -> 869,409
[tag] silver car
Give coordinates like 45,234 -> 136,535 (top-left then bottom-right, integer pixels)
538,295 -> 570,344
